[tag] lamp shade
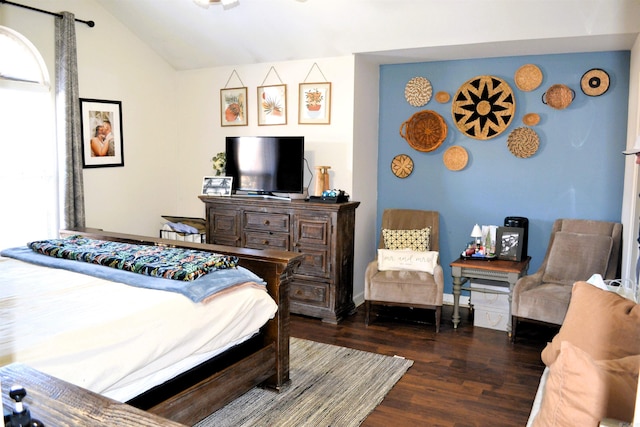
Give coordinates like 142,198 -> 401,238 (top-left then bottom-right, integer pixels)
470,224 -> 482,238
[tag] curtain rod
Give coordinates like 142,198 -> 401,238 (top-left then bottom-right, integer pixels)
0,0 -> 95,27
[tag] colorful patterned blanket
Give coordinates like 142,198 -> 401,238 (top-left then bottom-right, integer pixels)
27,235 -> 238,281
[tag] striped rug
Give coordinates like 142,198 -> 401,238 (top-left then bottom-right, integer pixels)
195,337 -> 413,427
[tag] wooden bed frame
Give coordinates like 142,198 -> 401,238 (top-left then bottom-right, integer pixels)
60,228 -> 303,425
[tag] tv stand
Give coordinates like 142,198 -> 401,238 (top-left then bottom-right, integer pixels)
199,196 -> 360,323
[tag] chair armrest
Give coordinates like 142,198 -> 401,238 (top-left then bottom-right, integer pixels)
513,270 -> 544,296
364,260 -> 379,299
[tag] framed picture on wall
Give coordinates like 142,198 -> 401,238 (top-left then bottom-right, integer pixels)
80,98 -> 124,168
495,226 -> 524,261
220,87 -> 248,126
201,176 -> 233,196
298,82 -> 331,124
257,84 -> 287,125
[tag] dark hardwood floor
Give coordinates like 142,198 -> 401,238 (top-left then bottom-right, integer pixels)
290,304 -> 559,427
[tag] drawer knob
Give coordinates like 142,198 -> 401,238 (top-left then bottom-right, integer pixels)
264,220 -> 270,225
263,240 -> 269,245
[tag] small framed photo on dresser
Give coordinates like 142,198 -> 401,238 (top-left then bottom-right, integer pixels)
202,176 -> 233,196
495,226 -> 524,261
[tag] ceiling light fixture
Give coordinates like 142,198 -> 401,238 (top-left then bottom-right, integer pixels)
193,0 -> 239,8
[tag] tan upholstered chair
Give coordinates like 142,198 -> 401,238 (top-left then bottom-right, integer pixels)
364,209 -> 444,332
511,218 -> 622,339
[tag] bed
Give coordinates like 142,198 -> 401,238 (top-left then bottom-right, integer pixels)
0,228 -> 302,425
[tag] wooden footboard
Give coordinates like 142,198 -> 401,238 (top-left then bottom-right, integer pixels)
60,228 -> 302,425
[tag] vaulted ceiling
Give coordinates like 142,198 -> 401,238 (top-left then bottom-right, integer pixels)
94,0 -> 640,70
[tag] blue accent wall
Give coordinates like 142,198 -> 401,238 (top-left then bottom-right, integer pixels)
378,51 -> 630,294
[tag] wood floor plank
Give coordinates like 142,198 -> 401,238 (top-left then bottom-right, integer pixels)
290,304 -> 558,427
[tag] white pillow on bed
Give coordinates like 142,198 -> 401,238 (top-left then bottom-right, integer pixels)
377,249 -> 439,274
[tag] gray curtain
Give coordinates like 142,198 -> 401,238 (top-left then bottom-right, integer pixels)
55,12 -> 85,229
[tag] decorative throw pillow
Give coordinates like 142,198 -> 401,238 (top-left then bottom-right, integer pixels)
541,281 -> 640,366
542,232 -> 612,285
377,249 -> 439,274
382,227 -> 431,252
533,341 -> 639,426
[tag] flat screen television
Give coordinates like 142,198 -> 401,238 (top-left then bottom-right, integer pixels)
225,136 -> 305,198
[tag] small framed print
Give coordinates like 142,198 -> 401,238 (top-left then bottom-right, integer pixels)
220,87 -> 248,126
257,84 -> 287,126
496,226 -> 524,261
80,98 -> 124,168
202,176 -> 233,196
299,82 -> 331,124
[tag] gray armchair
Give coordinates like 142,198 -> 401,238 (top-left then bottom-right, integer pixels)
511,218 -> 622,340
364,209 -> 444,332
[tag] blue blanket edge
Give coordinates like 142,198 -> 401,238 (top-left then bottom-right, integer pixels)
1,246 -> 266,303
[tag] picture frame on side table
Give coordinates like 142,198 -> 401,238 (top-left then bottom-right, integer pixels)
220,87 -> 248,126
257,84 -> 287,125
496,226 -> 524,261
80,98 -> 124,168
202,176 -> 233,196
298,82 -> 331,124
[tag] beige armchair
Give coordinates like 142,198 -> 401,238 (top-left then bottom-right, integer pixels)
364,209 -> 444,332
511,218 -> 622,340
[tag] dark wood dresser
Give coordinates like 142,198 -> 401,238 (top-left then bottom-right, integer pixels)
199,196 -> 359,323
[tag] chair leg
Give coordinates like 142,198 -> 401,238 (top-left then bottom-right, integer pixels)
435,306 -> 441,333
365,300 -> 371,326
510,316 -> 517,343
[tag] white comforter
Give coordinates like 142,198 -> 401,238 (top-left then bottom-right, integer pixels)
0,257 -> 277,402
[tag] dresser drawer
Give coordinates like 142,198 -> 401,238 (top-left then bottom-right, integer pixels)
244,231 -> 290,251
290,280 -> 329,307
294,215 -> 330,246
244,211 -> 290,232
295,246 -> 330,278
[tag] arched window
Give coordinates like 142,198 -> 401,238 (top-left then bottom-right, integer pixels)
0,26 -> 58,249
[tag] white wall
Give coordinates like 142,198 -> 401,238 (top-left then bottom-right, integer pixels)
1,0 -> 179,237
174,56 -> 356,217
621,33 -> 640,284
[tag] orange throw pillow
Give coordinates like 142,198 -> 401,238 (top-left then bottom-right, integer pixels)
541,281 -> 640,366
533,341 -> 639,426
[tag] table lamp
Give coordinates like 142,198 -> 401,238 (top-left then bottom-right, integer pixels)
471,224 -> 482,253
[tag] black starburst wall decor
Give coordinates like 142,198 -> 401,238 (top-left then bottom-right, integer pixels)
451,75 -> 515,140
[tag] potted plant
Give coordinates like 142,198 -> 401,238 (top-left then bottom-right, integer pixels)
305,88 -> 323,111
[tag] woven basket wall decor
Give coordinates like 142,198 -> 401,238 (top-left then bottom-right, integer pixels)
443,146 -> 468,171
507,127 -> 540,158
451,75 -> 515,140
514,64 -> 543,92
435,91 -> 450,103
399,110 -> 447,152
580,68 -> 610,97
522,113 -> 540,126
542,84 -> 575,110
404,77 -> 433,107
391,154 -> 414,178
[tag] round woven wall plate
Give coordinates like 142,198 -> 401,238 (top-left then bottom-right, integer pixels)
581,68 -> 609,97
542,84 -> 575,110
443,146 -> 468,171
451,75 -> 515,140
507,127 -> 540,158
399,110 -> 448,152
391,154 -> 414,178
435,91 -> 450,103
522,113 -> 540,126
404,77 -> 433,107
514,64 -> 543,92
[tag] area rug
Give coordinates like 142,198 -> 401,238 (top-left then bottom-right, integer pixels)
195,337 -> 413,427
